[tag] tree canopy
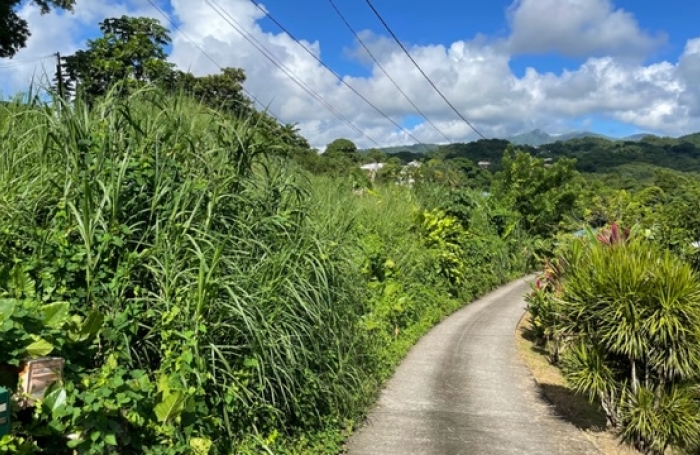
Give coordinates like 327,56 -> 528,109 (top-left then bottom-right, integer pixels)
58,16 -> 174,98
1,0 -> 75,58
165,67 -> 251,117
493,147 -> 580,237
325,138 -> 357,156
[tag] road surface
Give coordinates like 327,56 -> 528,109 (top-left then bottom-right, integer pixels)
345,276 -> 599,455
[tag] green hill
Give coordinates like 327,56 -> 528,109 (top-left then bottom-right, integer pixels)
507,129 -> 614,147
361,143 -> 439,154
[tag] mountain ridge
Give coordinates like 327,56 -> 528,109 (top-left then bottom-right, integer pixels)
363,129 -> 662,153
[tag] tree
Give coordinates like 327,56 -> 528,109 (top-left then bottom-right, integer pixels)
325,138 -> 357,156
58,16 -> 174,99
165,67 -> 251,116
1,0 -> 75,58
493,147 -> 580,237
556,235 -> 700,454
362,148 -> 387,164
420,158 -> 466,188
449,157 -> 491,190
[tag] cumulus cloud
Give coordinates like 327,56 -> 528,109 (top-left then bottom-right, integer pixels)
677,39 -> 700,117
0,0 -> 161,94
505,0 -> 666,59
2,0 -> 699,148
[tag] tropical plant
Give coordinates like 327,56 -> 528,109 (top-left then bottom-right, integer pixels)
493,147 -> 580,237
534,228 -> 700,454
58,16 -> 174,99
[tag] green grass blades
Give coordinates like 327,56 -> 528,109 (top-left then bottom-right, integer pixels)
0,88 -> 533,454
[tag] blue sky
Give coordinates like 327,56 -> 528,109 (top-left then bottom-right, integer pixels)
254,0 -> 697,76
3,0 -> 700,147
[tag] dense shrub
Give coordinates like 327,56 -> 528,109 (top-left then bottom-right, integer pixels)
0,90 -> 533,453
527,225 -> 700,454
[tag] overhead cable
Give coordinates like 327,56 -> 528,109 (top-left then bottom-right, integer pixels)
0,54 -> 54,69
363,0 -> 487,140
327,0 -> 452,145
205,0 -> 381,146
247,0 -> 431,147
144,0 -> 283,121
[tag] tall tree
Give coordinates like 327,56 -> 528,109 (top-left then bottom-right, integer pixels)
165,67 -> 251,116
325,138 -> 357,156
493,146 -> 580,237
58,16 -> 173,99
1,0 -> 75,58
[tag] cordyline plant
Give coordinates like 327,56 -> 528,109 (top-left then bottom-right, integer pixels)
528,222 -> 700,454
595,222 -> 631,245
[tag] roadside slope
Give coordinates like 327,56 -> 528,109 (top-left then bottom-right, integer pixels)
345,277 -> 599,455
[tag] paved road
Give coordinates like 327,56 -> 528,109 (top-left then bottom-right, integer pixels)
345,276 -> 599,455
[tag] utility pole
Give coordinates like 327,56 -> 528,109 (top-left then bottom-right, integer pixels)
55,52 -> 64,99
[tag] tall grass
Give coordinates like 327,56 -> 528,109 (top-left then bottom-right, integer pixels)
0,87 -> 533,453
0,88 -> 372,451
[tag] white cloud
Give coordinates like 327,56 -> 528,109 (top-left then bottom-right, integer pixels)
677,38 -> 700,118
505,0 -> 666,59
0,0 -> 161,94
2,0 -> 700,148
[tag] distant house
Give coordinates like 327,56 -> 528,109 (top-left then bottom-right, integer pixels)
477,161 -> 491,169
360,162 -> 385,172
360,162 -> 385,182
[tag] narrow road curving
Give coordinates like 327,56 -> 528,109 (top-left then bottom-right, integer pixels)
345,276 -> 599,455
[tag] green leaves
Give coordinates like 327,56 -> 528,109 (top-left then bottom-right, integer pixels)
72,311 -> 104,343
25,337 -> 54,357
41,302 -> 69,328
619,385 -> 700,453
41,385 -> 68,416
154,390 -> 186,424
493,147 -> 580,238
59,16 -> 175,99
539,233 -> 700,453
0,0 -> 76,58
0,299 -> 16,323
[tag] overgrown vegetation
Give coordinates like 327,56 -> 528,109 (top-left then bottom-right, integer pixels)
527,223 -> 700,455
4,11 -> 700,455
0,84 -> 545,453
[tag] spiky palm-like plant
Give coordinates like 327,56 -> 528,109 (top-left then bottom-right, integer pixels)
558,238 -> 700,454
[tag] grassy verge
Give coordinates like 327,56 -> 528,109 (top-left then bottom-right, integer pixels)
515,312 -> 640,455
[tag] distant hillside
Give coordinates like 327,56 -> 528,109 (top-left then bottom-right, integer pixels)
362,143 -> 439,154
360,129 -> 700,164
624,133 -> 658,141
679,132 -> 700,147
507,129 -> 614,147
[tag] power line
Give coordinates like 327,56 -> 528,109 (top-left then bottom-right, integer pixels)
144,0 -> 282,122
246,0 -> 431,148
362,0 -> 487,140
204,0 -> 381,146
0,54 -> 54,69
327,0 -> 452,145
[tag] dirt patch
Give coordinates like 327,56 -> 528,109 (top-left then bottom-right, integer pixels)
515,311 -> 640,455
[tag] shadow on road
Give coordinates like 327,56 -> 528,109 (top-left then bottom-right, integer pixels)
535,383 -> 607,431
516,318 -> 608,432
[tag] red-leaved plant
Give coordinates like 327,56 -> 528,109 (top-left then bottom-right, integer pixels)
596,222 -> 631,245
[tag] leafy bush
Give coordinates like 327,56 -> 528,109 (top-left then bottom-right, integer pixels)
529,224 -> 700,454
0,89 -> 535,453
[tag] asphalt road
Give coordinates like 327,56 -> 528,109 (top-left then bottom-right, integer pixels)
345,276 -> 599,455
